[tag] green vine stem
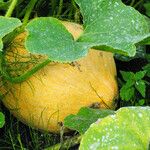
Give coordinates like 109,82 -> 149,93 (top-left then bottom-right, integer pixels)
22,0 -> 38,26
44,135 -> 82,150
5,0 -> 18,17
50,0 -> 57,16
0,53 -> 51,83
133,0 -> 144,8
3,26 -> 25,48
17,134 -> 24,150
56,0 -> 63,18
130,0 -> 135,7
8,130 -> 16,150
71,0 -> 80,23
2,0 -> 47,84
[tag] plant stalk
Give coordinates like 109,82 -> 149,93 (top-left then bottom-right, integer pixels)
44,135 -> 82,150
5,0 -> 18,17
56,0 -> 63,17
8,130 -> 16,150
17,134 -> 24,150
1,58 -> 51,83
133,0 -> 143,8
130,0 -> 135,7
50,0 -> 57,16
22,0 -> 38,26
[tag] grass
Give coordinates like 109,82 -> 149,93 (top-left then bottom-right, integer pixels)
0,103 -> 81,149
0,0 -> 150,149
0,104 -> 60,150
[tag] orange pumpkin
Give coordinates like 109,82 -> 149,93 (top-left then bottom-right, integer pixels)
1,21 -> 118,132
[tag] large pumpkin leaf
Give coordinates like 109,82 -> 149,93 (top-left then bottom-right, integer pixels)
0,112 -> 5,128
76,0 -> 150,56
25,0 -> 150,62
0,16 -> 22,51
25,17 -> 89,62
64,107 -> 114,134
0,16 -> 21,38
115,45 -> 146,61
79,107 -> 150,150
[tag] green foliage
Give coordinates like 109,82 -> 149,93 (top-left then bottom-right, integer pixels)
0,16 -> 21,51
24,0 -> 150,62
79,107 -> 150,150
0,16 -> 21,37
144,2 -> 150,17
64,107 -> 114,134
120,71 -> 147,102
143,54 -> 150,78
0,107 -> 59,149
0,40 -> 2,52
76,0 -> 150,56
143,64 -> 150,78
0,112 -> 5,128
0,0 -> 10,11
138,99 -> 145,106
25,17 -> 88,62
115,45 -> 146,61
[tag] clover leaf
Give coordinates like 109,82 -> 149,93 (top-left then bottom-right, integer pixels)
120,71 -> 147,101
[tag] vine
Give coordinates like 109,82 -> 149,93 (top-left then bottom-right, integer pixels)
5,0 -> 18,17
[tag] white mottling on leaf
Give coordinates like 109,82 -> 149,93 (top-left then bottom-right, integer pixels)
111,146 -> 119,150
138,113 -> 143,118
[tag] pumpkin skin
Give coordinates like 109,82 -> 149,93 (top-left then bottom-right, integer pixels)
2,21 -> 118,132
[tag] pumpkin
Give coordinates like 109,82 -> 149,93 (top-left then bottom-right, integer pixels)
1,21 -> 118,132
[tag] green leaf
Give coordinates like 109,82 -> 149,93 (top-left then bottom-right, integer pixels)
25,17 -> 89,62
0,1 -> 10,10
0,112 -> 5,128
135,71 -> 147,80
64,107 -> 114,134
143,64 -> 150,77
0,39 -> 2,51
135,80 -> 146,97
120,71 -> 134,81
138,99 -> 145,106
120,86 -> 135,101
115,45 -> 146,61
76,0 -> 150,57
0,16 -> 21,38
144,3 -> 150,17
25,1 -> 150,62
140,16 -> 150,45
145,54 -> 150,62
79,107 -> 150,150
120,80 -> 135,101
0,16 -> 22,51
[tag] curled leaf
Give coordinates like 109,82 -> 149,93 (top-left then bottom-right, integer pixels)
76,0 -> 150,56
